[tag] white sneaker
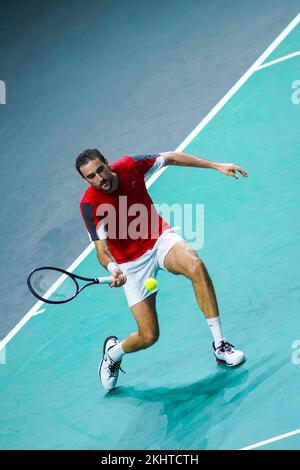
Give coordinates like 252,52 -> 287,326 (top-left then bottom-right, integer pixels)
213,340 -> 245,367
98,336 -> 125,390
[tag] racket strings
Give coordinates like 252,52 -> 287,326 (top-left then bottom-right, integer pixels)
29,269 -> 78,302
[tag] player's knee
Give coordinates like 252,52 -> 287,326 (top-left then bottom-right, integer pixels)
187,258 -> 205,280
140,331 -> 159,348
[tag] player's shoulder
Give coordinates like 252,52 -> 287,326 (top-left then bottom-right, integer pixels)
80,185 -> 96,206
110,155 -> 135,170
130,153 -> 161,161
110,154 -> 161,168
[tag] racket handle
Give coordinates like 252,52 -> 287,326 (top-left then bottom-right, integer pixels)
96,276 -> 113,284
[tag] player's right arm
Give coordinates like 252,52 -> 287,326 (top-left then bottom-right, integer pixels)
81,201 -> 126,287
94,239 -> 127,288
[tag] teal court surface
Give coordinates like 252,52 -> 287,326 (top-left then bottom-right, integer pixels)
1,14 -> 300,450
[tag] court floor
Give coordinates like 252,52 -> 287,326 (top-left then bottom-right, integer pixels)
0,14 -> 300,450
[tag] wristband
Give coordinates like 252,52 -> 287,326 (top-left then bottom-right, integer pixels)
107,262 -> 120,274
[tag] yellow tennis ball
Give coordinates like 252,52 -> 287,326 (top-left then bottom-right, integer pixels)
144,278 -> 157,291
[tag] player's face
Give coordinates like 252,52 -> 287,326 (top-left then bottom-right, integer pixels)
80,158 -> 115,193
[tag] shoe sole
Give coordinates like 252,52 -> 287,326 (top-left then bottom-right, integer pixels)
98,335 -> 119,389
214,354 -> 246,367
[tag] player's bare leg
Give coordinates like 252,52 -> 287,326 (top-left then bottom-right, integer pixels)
122,293 -> 159,353
99,293 -> 159,390
163,241 -> 245,367
163,241 -> 219,319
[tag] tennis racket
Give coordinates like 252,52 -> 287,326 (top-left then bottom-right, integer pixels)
27,266 -> 113,304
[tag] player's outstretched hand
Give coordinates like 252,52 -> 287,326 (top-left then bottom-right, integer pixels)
109,269 -> 127,287
217,163 -> 248,179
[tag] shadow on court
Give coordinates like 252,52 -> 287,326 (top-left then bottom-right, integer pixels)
103,355 -> 286,449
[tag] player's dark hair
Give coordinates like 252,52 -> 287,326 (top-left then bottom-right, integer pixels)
75,149 -> 106,176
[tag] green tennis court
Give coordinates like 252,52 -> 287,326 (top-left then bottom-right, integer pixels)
1,14 -> 300,451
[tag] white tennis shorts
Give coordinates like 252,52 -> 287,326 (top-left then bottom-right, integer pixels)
119,227 -> 183,307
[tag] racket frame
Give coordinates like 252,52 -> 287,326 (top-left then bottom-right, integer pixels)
27,266 -> 112,304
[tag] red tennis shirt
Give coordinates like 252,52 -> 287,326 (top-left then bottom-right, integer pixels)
80,154 -> 170,263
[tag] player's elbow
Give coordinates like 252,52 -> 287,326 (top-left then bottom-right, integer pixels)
162,151 -> 181,166
161,151 -> 175,165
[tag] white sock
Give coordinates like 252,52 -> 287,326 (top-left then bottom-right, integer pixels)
206,316 -> 224,347
108,341 -> 125,362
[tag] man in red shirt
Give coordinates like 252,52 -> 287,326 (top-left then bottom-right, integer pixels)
76,149 -> 248,391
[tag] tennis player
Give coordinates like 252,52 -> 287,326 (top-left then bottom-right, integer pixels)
76,149 -> 248,390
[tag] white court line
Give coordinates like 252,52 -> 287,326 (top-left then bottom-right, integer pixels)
256,50 -> 300,70
0,242 -> 94,351
146,13 -> 300,189
32,308 -> 46,316
0,346 -> 6,364
240,428 -> 300,450
0,12 -> 300,355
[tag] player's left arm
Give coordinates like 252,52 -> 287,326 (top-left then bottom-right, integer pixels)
162,151 -> 248,179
